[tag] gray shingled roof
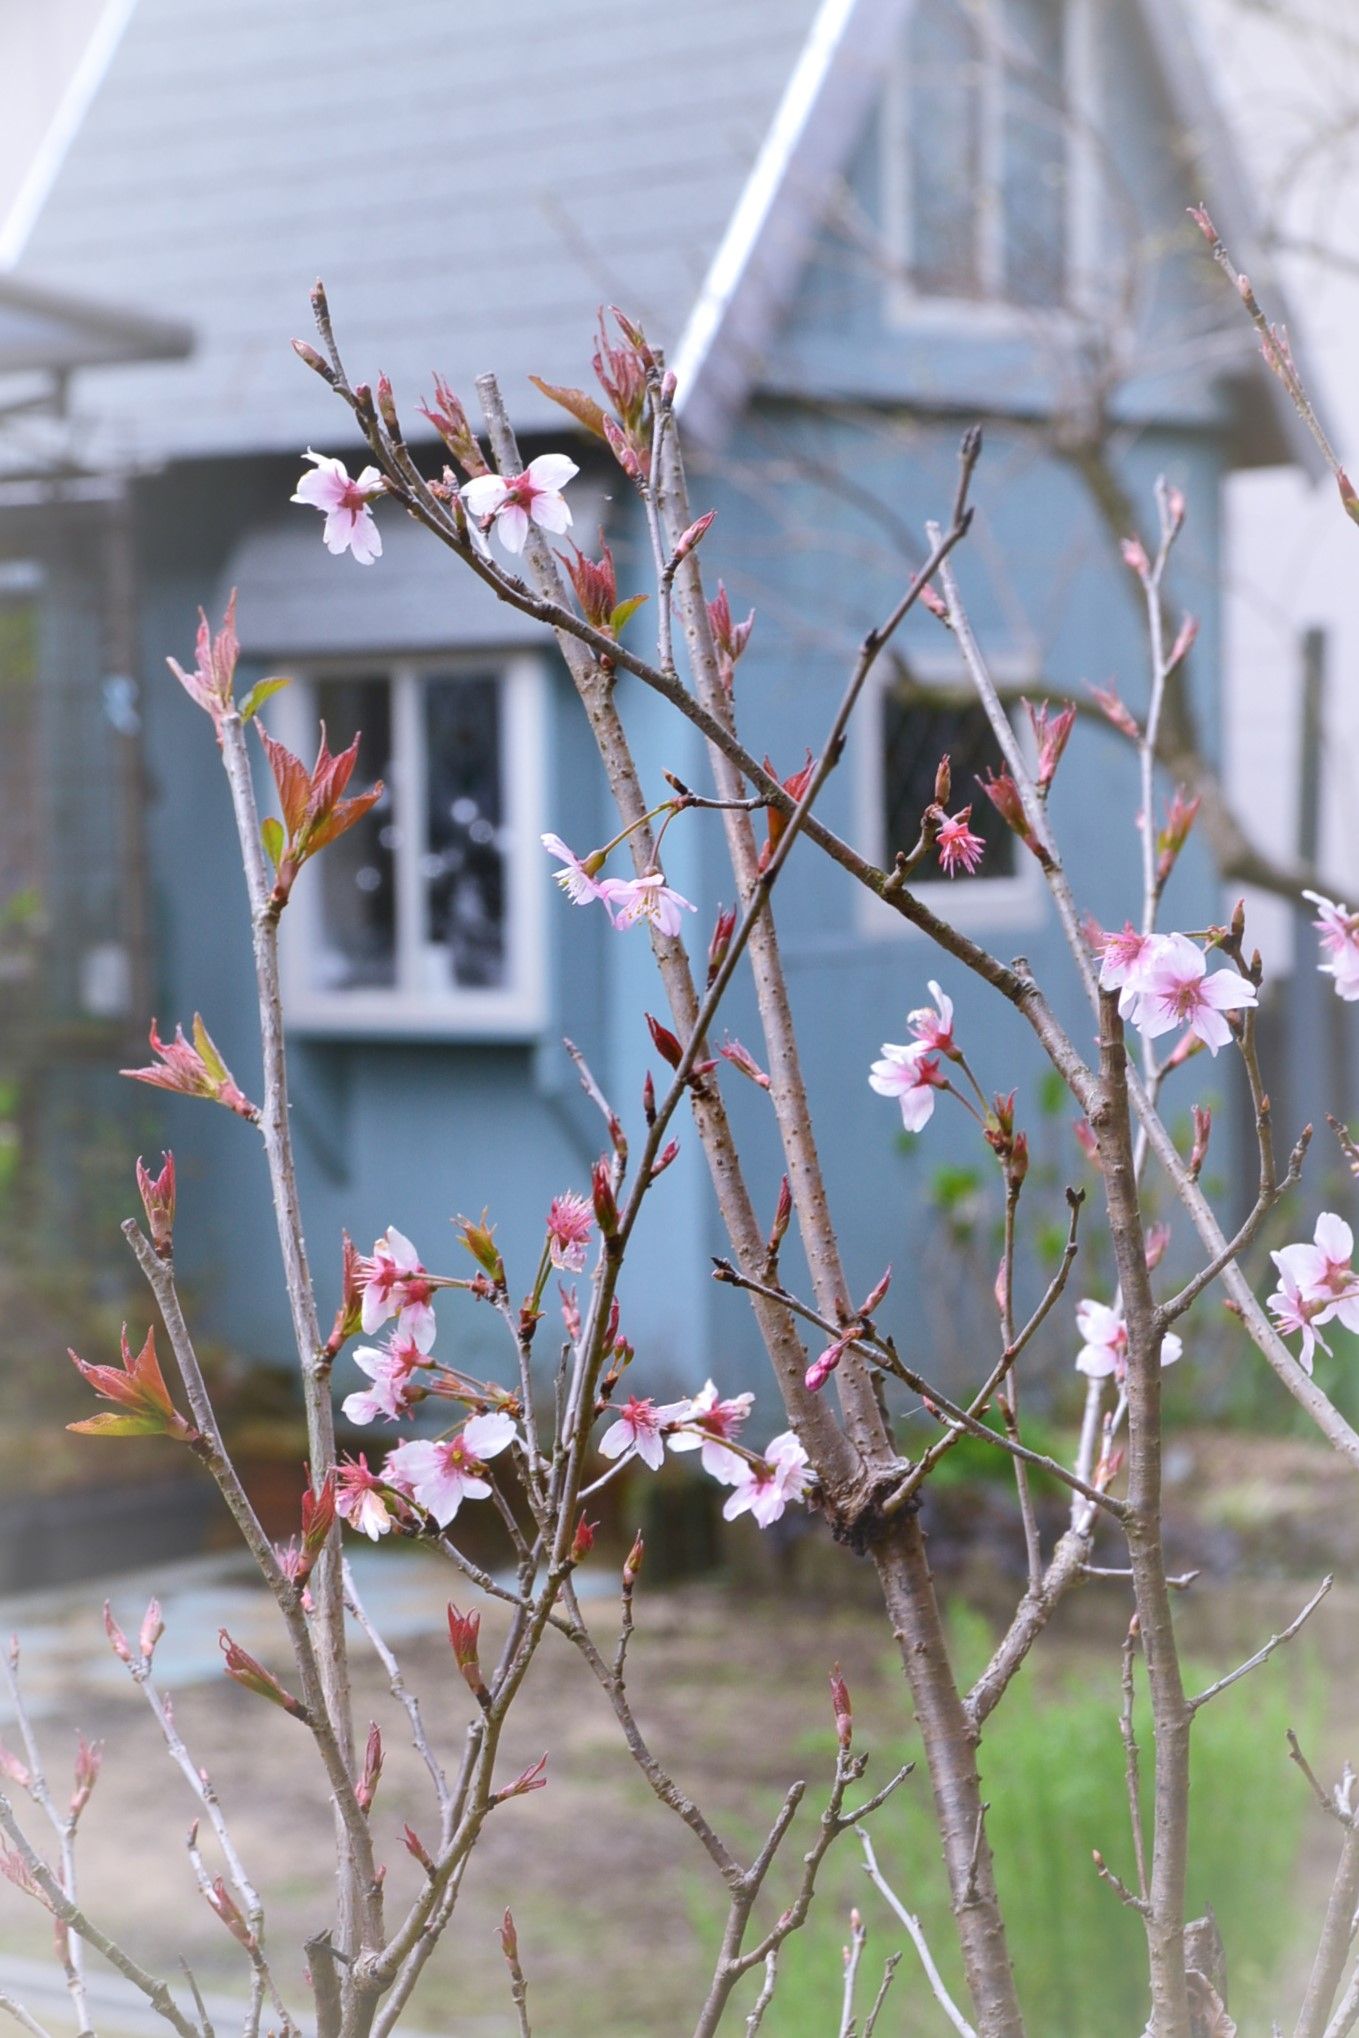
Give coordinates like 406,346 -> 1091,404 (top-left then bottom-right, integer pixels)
8,0 -> 820,463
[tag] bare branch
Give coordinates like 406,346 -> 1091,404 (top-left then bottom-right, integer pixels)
857,1829 -> 978,2038
1187,1577 -> 1333,1713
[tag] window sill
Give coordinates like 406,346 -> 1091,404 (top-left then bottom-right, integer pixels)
284,995 -> 545,1044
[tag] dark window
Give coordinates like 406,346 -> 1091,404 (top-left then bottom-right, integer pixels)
882,691 -> 1017,879
422,673 -> 506,991
312,675 -> 396,991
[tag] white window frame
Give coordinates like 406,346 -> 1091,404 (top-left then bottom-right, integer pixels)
855,651 -> 1047,939
273,651 -> 547,1039
881,0 -> 1099,332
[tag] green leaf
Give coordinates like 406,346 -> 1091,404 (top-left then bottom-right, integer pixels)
260,816 -> 285,870
609,594 -> 649,634
239,675 -> 291,722
67,1411 -> 171,1437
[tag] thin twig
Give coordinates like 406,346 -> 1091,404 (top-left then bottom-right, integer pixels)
1187,1576 -> 1333,1712
857,1830 -> 977,2038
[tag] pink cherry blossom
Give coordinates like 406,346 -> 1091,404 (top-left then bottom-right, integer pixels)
908,982 -> 957,1058
1269,1213 -> 1359,1369
1098,924 -> 1157,1018
1075,1298 -> 1182,1383
1124,933 -> 1257,1054
461,453 -> 578,555
292,452 -> 385,563
1267,1259 -> 1336,1373
598,873 -> 697,937
598,1394 -> 692,1472
336,1455 -> 396,1540
541,833 -> 610,906
359,1228 -> 437,1351
546,1192 -> 593,1274
721,1431 -> 811,1527
936,808 -> 985,876
342,1332 -> 428,1426
667,1380 -> 754,1482
868,1040 -> 945,1132
384,1411 -> 518,1527
1304,891 -> 1359,1002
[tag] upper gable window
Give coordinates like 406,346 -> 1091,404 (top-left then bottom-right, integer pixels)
888,0 -> 1079,312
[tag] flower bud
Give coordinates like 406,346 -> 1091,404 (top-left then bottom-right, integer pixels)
649,1141 -> 680,1180
495,1753 -> 549,1803
592,1159 -> 619,1237
135,1153 -> 176,1257
858,1268 -> 891,1317
829,1664 -> 853,1751
767,1175 -> 793,1262
571,1514 -> 599,1563
646,1012 -> 684,1070
0,1741 -> 31,1792
719,1038 -> 770,1089
457,1211 -> 506,1288
500,1908 -> 520,1963
205,1876 -> 255,1951
933,754 -> 952,807
403,1824 -> 436,1876
707,904 -> 737,987
356,1722 -> 383,1813
69,1736 -> 102,1820
447,1603 -> 489,1708
1121,536 -> 1150,578
139,1598 -> 164,1664
1190,1104 -> 1212,1180
326,1231 -> 365,1356
642,1069 -> 656,1125
673,510 -> 716,562
219,1632 -> 306,1719
623,1532 -> 645,1591
104,1603 -> 132,1666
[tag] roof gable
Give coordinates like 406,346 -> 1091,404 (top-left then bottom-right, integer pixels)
3,0 -> 1320,473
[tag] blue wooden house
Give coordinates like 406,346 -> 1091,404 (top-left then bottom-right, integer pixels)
0,0 -> 1317,1394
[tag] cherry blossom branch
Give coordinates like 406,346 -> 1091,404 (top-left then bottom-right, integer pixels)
341,1563 -> 449,1812
0,1994 -> 52,2038
214,710 -> 353,1800
862,1952 -> 903,2038
108,1617 -> 292,2038
839,1908 -> 868,2038
1093,999 -> 1192,2035
0,1789 -> 201,2038
1120,1624 -> 1150,1907
857,1830 -> 977,2038
1191,207 -> 1346,485
120,1223 -> 382,1959
710,1259 -> 1124,1521
1296,1786 -> 1359,2038
0,1645 -> 91,2033
554,1575 -> 738,1884
744,1952 -> 779,2036
1186,1575 -> 1332,1713
182,1826 -> 293,2038
886,1187 -> 1084,1514
690,1742 -> 915,2038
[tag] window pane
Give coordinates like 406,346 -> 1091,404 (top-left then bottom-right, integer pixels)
422,674 -> 506,991
312,677 -> 396,990
1001,0 -> 1067,306
883,693 -> 1017,879
907,0 -> 983,298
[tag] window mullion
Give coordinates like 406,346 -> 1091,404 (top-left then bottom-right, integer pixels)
980,0 -> 1005,298
392,665 -> 425,996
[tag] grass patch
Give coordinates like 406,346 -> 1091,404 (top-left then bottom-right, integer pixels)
701,1607 -> 1315,2035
